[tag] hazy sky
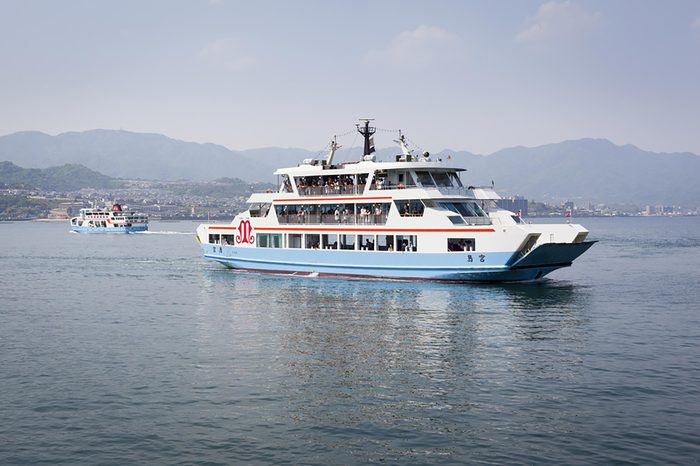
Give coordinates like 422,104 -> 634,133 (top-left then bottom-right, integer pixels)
1,0 -> 699,155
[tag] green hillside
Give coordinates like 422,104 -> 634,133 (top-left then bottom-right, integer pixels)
0,161 -> 119,191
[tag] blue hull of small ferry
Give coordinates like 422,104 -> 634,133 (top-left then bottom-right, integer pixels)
201,241 -> 595,282
71,225 -> 148,234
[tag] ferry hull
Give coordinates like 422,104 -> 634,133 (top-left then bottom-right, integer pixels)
71,225 -> 148,234
201,241 -> 595,282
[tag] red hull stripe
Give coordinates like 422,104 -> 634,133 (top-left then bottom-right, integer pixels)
209,225 -> 495,233
272,196 -> 393,202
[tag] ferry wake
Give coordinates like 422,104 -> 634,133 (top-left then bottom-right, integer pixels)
196,120 -> 595,282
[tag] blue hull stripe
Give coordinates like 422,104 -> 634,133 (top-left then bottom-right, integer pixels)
204,253 -> 509,272
199,244 -> 559,281
71,226 -> 148,233
200,242 -> 593,281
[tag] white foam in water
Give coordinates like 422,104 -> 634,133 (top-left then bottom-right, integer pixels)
134,231 -> 192,235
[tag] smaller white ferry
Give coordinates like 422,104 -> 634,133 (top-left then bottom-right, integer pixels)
70,203 -> 148,233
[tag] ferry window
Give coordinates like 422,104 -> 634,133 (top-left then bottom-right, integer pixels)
339,204 -> 354,224
396,235 -> 417,252
340,234 -> 356,250
449,172 -> 463,187
369,203 -> 389,224
322,234 -> 338,250
276,205 -> 293,223
415,171 -> 435,187
448,238 -> 475,252
222,234 -> 235,245
208,234 -> 220,244
271,234 -> 282,247
377,235 -> 395,251
358,234 -> 375,251
432,171 -> 452,187
295,176 -> 323,196
258,233 -> 282,248
305,205 -> 321,223
280,174 -> 293,193
356,204 -> 377,224
357,173 -> 368,188
371,171 -> 387,190
250,203 -> 271,217
439,201 -> 487,218
395,200 -> 425,217
448,216 -> 466,225
438,202 -> 460,215
454,201 -> 488,217
288,234 -> 302,248
305,234 -> 320,249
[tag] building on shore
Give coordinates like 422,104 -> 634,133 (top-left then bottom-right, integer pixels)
496,196 -> 528,217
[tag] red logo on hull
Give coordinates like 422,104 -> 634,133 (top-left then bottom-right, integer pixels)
236,220 -> 255,245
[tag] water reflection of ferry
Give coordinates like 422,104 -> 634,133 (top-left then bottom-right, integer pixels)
70,203 -> 148,233
196,120 -> 595,282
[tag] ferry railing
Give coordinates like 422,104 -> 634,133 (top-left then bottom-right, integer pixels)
373,185 -> 474,196
435,187 -> 473,196
462,217 -> 493,226
277,213 -> 388,225
368,183 -> 418,191
297,185 -> 363,196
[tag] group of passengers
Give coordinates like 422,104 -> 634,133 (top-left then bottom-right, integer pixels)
296,176 -> 358,195
372,177 -> 406,190
280,204 -> 386,225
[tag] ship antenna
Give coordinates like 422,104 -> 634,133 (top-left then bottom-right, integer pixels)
326,136 -> 342,166
393,130 -> 413,158
356,118 -> 376,159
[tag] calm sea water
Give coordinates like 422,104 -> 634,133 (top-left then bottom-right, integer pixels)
1,217 -> 699,465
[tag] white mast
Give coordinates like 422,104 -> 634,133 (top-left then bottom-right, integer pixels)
325,136 -> 342,165
393,130 -> 414,159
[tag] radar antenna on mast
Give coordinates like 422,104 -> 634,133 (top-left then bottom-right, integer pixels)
393,130 -> 414,160
356,118 -> 376,159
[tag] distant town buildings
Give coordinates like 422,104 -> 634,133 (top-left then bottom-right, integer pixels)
496,196 -> 528,216
644,205 -> 683,216
1,184 -> 697,221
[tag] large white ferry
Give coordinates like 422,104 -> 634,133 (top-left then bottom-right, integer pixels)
70,203 -> 148,233
196,121 -> 595,282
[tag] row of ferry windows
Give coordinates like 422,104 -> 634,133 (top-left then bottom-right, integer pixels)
282,170 -> 463,193
260,233 -> 418,251
210,233 -> 477,252
250,200 -> 487,219
275,203 -> 391,224
251,200 -> 488,228
252,202 -> 418,220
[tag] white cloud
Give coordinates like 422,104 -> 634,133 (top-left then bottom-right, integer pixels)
516,1 -> 601,43
366,25 -> 464,68
199,38 -> 255,71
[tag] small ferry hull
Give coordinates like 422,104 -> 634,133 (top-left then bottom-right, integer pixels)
71,225 -> 148,234
201,241 -> 595,282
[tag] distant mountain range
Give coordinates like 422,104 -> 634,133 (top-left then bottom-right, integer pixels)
0,161 -> 118,191
1,129 -> 699,206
